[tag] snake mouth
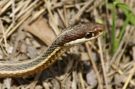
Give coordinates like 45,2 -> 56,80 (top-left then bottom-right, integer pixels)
65,31 -> 104,46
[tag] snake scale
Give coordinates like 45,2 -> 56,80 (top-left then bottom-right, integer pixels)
0,22 -> 104,77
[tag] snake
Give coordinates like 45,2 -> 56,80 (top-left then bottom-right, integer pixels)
0,22 -> 104,78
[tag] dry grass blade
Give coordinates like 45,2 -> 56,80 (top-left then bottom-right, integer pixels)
85,42 -> 103,89
98,37 -> 110,89
110,27 -> 134,65
122,63 -> 135,89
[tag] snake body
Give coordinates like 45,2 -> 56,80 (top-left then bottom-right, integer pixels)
0,22 -> 104,77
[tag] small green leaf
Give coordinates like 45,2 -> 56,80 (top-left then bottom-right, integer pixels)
128,13 -> 135,25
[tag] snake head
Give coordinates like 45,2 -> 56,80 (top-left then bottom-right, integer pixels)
84,23 -> 105,38
54,22 -> 105,46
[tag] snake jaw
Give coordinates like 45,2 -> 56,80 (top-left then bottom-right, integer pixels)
65,31 -> 104,46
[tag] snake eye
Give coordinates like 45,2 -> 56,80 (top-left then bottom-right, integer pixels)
85,32 -> 95,38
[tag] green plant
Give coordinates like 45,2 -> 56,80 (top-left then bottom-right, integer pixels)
108,0 -> 135,54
